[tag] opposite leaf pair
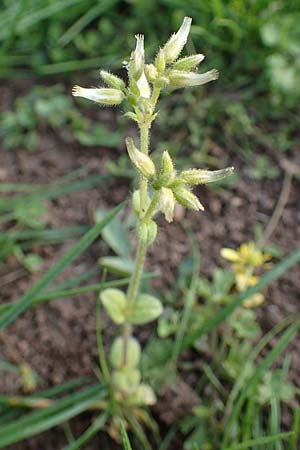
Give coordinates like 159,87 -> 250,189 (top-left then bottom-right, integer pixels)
100,288 -> 162,325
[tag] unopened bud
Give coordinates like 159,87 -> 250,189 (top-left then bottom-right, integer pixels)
180,167 -> 234,185
173,186 -> 204,211
100,70 -> 126,91
159,151 -> 175,186
145,64 -> 158,82
158,187 -> 176,222
126,137 -> 156,179
137,71 -> 151,99
162,17 -> 192,63
173,54 -> 205,71
155,49 -> 166,72
169,69 -> 219,88
155,76 -> 169,89
72,86 -> 125,105
129,34 -> 145,80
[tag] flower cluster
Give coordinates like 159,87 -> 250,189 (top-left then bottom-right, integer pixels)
221,242 -> 272,308
72,16 -> 219,115
126,144 -> 234,223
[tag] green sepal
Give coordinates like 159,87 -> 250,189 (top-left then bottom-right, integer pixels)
128,294 -> 163,325
99,288 -> 127,324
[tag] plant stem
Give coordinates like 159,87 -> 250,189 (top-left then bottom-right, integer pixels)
121,87 -> 161,366
139,122 -> 150,215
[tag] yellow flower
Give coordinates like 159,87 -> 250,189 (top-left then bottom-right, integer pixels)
236,274 -> 265,308
221,242 -> 271,269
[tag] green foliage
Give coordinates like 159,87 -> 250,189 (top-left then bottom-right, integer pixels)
0,173 -> 109,273
0,85 -> 122,152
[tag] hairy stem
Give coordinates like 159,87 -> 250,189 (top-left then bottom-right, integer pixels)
139,122 -> 150,216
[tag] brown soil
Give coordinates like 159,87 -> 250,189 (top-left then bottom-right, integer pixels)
0,81 -> 299,449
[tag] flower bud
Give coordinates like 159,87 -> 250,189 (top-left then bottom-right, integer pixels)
72,86 -> 125,105
173,186 -> 204,211
126,137 -> 156,179
162,17 -> 192,63
159,151 -> 175,186
145,64 -> 158,82
155,76 -> 169,89
137,71 -> 151,99
100,70 -> 126,91
158,187 -> 176,222
173,54 -> 205,71
180,166 -> 234,185
169,69 -> 219,88
129,34 -> 145,80
155,49 -> 166,72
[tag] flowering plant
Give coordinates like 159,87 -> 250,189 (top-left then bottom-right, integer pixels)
73,16 -> 233,416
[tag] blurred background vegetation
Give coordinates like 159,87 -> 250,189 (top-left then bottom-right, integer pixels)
0,0 -> 299,166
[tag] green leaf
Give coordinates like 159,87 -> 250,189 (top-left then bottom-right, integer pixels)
100,288 -> 127,324
62,413 -> 107,450
0,384 -> 106,448
109,336 -> 141,369
120,421 -> 133,450
129,294 -> 163,325
14,198 -> 47,229
224,432 -> 293,450
182,249 -> 300,351
94,208 -> 131,257
113,368 -> 141,393
0,202 -> 124,329
99,256 -> 135,276
222,322 -> 299,448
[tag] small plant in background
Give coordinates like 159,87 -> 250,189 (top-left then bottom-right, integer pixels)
0,85 -> 122,152
72,15 -> 233,430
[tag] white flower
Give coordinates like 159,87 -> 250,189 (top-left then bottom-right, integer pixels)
158,187 -> 176,222
129,34 -> 145,80
72,86 -> 124,105
137,71 -> 151,98
162,17 -> 192,63
169,69 -> 219,88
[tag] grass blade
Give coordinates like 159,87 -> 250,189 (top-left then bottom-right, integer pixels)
62,413 -> 107,450
221,322 -> 299,448
172,246 -> 200,364
181,249 -> 300,351
0,202 -> 124,329
0,384 -> 106,448
224,432 -> 293,450
120,420 -> 133,450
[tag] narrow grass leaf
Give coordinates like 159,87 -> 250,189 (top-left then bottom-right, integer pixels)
172,247 -> 200,363
181,249 -> 300,350
224,432 -> 293,450
0,384 -> 105,448
222,322 -> 299,448
0,202 -> 124,329
120,420 -> 133,450
62,413 -> 107,450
